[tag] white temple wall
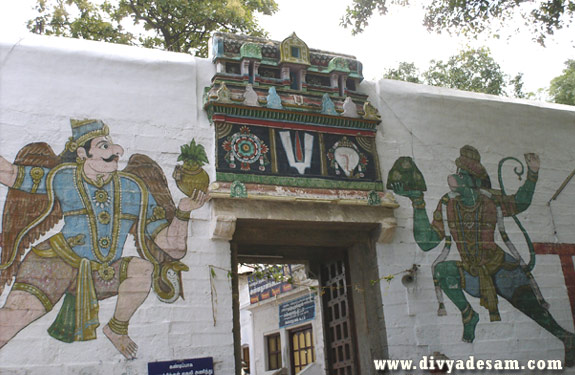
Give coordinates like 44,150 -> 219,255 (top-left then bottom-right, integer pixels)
0,35 -> 232,375
368,78 -> 575,372
1,34 -> 575,374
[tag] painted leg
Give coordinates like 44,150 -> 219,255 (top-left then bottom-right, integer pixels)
103,257 -> 153,360
508,285 -> 575,367
434,261 -> 479,343
0,290 -> 47,350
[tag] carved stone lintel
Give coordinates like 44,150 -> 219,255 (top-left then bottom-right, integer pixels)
376,217 -> 397,244
211,215 -> 237,241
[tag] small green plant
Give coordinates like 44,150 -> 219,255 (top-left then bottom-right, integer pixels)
178,139 -> 209,169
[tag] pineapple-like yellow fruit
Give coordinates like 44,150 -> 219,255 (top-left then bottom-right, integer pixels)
173,139 -> 210,196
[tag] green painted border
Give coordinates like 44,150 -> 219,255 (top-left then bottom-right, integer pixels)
206,103 -> 379,131
216,172 -> 384,191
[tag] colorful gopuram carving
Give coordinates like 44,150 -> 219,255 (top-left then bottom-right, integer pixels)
205,32 -> 390,205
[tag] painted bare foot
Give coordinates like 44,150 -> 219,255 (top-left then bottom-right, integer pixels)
103,324 -> 138,360
462,309 -> 479,343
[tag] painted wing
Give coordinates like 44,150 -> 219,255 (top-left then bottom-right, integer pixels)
124,154 -> 187,302
124,154 -> 176,263
0,143 -> 62,294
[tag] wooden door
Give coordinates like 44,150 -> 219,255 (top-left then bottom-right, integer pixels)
321,259 -> 359,375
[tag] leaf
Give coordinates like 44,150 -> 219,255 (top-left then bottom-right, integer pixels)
549,59 -> 575,105
177,138 -> 209,166
383,275 -> 395,283
422,47 -> 507,96
27,0 -> 279,57
342,0 -> 574,48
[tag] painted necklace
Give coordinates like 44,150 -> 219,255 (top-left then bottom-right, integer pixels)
75,166 -> 122,281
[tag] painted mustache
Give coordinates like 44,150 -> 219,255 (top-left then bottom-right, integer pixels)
103,155 -> 119,163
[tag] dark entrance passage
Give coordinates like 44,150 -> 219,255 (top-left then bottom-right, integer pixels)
231,219 -> 387,375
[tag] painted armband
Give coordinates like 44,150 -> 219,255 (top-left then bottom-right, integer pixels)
12,166 -> 51,194
410,195 -> 426,209
145,197 -> 169,239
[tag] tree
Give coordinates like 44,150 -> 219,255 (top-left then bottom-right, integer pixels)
341,0 -> 575,46
27,0 -> 278,57
549,59 -> 575,105
383,47 -> 528,98
383,62 -> 421,83
509,73 -> 529,99
424,47 -> 507,96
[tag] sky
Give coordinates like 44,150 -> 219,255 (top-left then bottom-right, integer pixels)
0,0 -> 573,95
255,0 -> 574,95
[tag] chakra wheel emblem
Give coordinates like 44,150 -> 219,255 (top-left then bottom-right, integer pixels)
223,126 -> 269,171
232,133 -> 261,163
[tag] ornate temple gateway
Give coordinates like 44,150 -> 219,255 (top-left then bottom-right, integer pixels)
204,32 -> 395,207
203,34 -> 397,374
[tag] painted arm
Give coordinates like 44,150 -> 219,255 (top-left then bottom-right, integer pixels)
392,183 -> 443,252
0,156 -> 19,187
510,153 -> 540,214
153,190 -> 209,259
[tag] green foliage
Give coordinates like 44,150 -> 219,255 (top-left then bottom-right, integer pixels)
341,0 -> 399,36
178,139 -> 209,167
370,274 -> 394,285
248,264 -> 285,282
243,263 -> 409,295
383,62 -> 421,84
341,0 -> 575,46
509,73 -> 529,99
424,47 -> 507,95
384,47 -> 528,98
549,59 -> 575,105
27,0 -> 278,57
28,0 -> 134,44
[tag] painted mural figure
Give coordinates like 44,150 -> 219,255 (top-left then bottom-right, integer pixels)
391,145 -> 575,366
0,119 -> 208,359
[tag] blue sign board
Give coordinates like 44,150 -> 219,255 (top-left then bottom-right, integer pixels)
148,357 -> 214,375
279,293 -> 316,328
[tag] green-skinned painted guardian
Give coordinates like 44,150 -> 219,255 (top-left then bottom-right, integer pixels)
391,145 -> 575,367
